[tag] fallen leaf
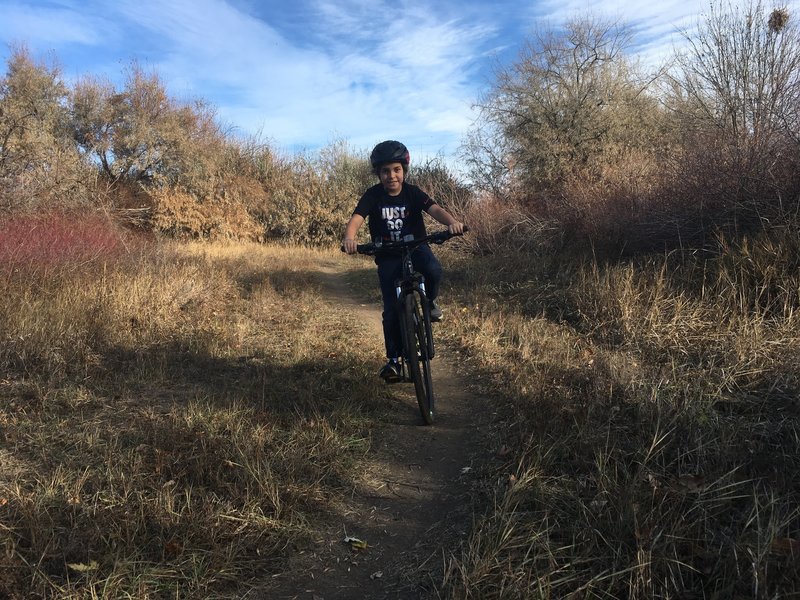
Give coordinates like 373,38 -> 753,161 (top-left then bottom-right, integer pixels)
343,536 -> 367,550
164,540 -> 182,556
674,474 -> 707,493
67,561 -> 99,573
646,472 -> 661,490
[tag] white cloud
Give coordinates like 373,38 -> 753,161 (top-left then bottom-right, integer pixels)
0,1 -> 105,46
4,0 -> 798,162
103,0 -> 497,157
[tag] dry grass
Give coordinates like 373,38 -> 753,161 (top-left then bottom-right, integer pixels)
4,211 -> 800,598
438,225 -> 800,598
0,231 -> 388,598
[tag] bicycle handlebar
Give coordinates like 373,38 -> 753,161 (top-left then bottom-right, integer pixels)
342,226 -> 469,255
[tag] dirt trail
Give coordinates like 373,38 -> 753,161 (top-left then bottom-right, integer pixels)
256,260 -> 491,600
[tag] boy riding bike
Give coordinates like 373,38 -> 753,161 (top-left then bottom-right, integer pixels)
342,140 -> 465,382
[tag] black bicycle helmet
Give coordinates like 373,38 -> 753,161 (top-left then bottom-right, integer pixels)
370,140 -> 410,174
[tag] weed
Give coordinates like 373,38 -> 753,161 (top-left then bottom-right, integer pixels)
439,224 -> 800,598
0,239 -> 381,598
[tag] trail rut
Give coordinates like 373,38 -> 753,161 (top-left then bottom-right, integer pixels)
256,260 -> 491,600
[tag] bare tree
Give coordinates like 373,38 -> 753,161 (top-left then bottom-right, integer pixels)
0,45 -> 89,211
670,1 -> 800,202
464,16 -> 664,200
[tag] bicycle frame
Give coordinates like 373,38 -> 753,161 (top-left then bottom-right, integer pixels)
345,228 -> 465,424
394,246 -> 435,370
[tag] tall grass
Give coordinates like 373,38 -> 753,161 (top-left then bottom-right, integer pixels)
4,210 -> 800,597
0,215 -> 387,598
439,224 -> 800,598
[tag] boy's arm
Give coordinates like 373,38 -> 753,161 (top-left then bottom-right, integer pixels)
342,214 -> 365,254
427,204 -> 465,235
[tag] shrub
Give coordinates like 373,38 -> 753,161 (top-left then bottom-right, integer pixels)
150,189 -> 262,240
0,46 -> 92,213
0,212 -> 129,278
257,141 -> 372,245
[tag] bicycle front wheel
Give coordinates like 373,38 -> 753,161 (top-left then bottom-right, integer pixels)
402,290 -> 435,425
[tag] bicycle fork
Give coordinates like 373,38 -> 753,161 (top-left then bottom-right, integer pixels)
396,276 -> 436,368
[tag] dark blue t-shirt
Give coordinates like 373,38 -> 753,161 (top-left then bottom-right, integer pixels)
353,182 -> 436,243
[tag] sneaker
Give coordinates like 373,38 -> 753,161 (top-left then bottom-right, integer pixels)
379,359 -> 402,383
429,300 -> 443,322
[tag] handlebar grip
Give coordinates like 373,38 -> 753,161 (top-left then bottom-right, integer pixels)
342,243 -> 377,255
444,225 -> 470,237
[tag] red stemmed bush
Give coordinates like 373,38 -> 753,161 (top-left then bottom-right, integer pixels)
0,212 -> 129,278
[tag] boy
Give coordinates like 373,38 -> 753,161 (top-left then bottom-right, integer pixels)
342,140 -> 464,382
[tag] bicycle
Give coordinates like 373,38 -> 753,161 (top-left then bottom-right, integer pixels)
346,228 -> 466,425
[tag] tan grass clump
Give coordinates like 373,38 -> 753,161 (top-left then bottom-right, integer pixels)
1,239 -> 384,597
150,189 -> 262,240
438,224 -> 800,598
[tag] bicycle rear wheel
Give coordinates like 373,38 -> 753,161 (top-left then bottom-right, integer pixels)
402,290 -> 435,424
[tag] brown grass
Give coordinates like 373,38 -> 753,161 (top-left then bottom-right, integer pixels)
438,224 -> 800,598
3,211 -> 800,598
0,232 -> 389,598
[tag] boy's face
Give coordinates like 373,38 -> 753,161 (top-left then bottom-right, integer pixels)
378,162 -> 404,196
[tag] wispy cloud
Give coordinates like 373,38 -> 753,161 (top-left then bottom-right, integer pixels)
2,0 -> 799,160
1,1 -> 105,46
0,0 -> 501,156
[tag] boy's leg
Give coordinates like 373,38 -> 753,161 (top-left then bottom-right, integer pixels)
411,246 -> 443,300
412,246 -> 444,321
376,257 -> 403,359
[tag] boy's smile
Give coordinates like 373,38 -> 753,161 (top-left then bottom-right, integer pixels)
378,162 -> 404,196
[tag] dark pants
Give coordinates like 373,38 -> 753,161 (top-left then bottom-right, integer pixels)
377,245 -> 442,359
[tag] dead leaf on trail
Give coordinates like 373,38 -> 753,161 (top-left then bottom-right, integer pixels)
343,536 -> 367,551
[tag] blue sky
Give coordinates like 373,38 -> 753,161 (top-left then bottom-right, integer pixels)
1,0 -> 797,162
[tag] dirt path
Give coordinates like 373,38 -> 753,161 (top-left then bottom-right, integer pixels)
255,260 -> 491,600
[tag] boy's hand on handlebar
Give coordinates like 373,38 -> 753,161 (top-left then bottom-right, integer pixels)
448,222 -> 465,235
342,238 -> 358,254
